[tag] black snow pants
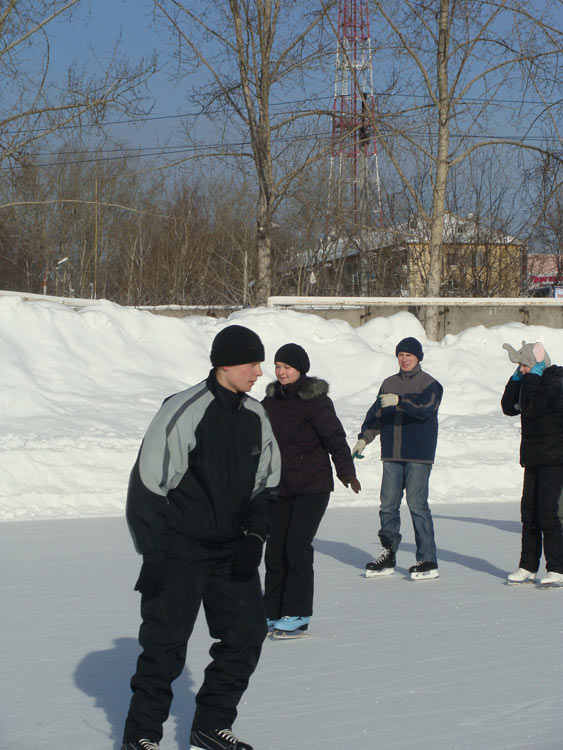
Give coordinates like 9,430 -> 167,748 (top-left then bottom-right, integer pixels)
519,465 -> 563,574
263,492 -> 330,620
123,540 -> 267,744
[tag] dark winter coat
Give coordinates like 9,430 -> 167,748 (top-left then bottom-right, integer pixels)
359,365 -> 443,464
126,369 -> 281,561
501,364 -> 563,467
261,376 -> 355,497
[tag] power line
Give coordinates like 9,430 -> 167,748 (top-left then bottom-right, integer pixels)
4,91 -> 560,135
7,130 -> 558,171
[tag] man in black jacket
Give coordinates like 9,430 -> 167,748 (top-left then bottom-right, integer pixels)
501,339 -> 563,587
122,325 -> 280,750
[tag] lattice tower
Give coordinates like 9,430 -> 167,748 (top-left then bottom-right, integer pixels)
328,0 -> 382,233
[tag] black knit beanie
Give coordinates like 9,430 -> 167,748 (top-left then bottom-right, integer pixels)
210,325 -> 265,367
274,343 -> 310,374
395,336 -> 424,361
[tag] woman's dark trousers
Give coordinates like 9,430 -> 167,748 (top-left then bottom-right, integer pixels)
264,492 -> 330,620
519,465 -> 563,574
123,543 -> 267,744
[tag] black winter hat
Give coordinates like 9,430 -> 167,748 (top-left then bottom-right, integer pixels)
395,336 -> 424,361
274,343 -> 310,374
210,325 -> 265,367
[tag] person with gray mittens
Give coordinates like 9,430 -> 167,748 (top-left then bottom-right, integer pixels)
353,337 -> 443,581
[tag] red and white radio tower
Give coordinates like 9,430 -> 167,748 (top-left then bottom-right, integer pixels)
328,0 -> 382,233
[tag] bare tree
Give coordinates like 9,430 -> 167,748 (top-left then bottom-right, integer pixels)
151,0 -> 336,305
370,0 -> 563,337
0,1 -> 156,168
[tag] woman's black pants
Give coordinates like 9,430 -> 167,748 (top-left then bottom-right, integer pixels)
519,465 -> 563,573
263,492 -> 330,620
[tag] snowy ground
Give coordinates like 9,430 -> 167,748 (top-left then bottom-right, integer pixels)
1,295 -> 562,749
2,503 -> 562,750
1,295 -> 563,520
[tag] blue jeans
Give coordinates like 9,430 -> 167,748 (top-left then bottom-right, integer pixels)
379,461 -> 437,562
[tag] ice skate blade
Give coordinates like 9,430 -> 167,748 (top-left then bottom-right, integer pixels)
537,583 -> 562,589
506,579 -> 535,586
365,568 -> 395,578
271,628 -> 311,640
410,571 -> 439,581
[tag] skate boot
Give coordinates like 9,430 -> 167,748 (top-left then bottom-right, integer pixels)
409,561 -> 439,581
507,567 -> 535,584
271,615 -> 310,639
538,571 -> 563,587
365,547 -> 395,577
190,728 -> 253,750
122,740 -> 160,750
266,618 -> 275,632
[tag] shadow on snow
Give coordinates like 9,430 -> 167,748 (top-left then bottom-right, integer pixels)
74,636 -> 196,749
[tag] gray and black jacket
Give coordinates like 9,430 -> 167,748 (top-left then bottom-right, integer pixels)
359,365 -> 443,464
126,369 -> 281,561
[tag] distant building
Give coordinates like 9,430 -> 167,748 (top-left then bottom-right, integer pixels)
525,253 -> 562,297
290,213 -> 525,297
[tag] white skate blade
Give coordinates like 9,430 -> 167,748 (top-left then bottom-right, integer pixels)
365,567 -> 395,578
506,578 -> 535,586
410,570 -> 439,581
271,628 -> 310,640
537,582 -> 563,589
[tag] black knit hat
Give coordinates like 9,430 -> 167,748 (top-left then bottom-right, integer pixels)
274,343 -> 310,374
395,336 -> 424,361
210,325 -> 265,367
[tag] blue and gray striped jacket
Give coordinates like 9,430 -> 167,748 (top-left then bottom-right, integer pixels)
359,365 -> 443,464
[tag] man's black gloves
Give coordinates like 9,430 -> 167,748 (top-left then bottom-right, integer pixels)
232,533 -> 264,581
134,558 -> 167,598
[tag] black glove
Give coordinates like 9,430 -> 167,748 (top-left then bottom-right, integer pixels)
134,559 -> 167,598
232,533 -> 264,582
340,475 -> 362,494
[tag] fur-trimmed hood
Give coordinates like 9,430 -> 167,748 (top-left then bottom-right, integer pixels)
265,376 -> 329,400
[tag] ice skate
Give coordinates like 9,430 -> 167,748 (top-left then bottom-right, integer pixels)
122,740 -> 160,750
409,561 -> 439,580
365,547 -> 395,577
538,571 -> 563,588
190,728 -> 253,750
271,616 -> 310,639
506,567 -> 536,585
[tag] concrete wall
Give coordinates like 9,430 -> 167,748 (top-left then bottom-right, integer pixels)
267,296 -> 563,337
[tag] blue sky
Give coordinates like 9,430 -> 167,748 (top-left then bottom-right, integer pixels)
47,0 -> 202,153
44,1 -> 335,172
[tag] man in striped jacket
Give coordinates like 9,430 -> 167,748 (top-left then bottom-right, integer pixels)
353,337 -> 443,581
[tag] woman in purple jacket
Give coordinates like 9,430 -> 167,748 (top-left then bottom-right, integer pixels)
262,343 -> 361,637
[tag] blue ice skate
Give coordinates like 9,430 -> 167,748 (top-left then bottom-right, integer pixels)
272,616 -> 310,639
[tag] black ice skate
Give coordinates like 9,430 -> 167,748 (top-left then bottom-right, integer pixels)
122,740 -> 160,750
365,547 -> 396,577
409,561 -> 439,580
190,728 -> 253,750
